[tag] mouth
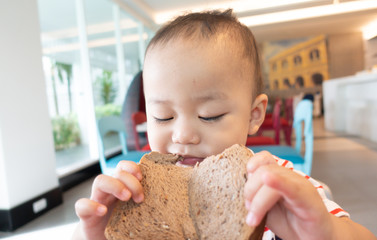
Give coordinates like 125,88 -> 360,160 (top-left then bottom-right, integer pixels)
177,156 -> 205,167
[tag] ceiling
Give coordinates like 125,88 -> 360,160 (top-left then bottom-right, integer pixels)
38,0 -> 377,67
112,0 -> 377,42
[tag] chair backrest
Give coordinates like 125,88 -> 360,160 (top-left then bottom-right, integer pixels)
121,71 -> 143,149
272,99 -> 282,144
293,100 -> 313,175
131,111 -> 147,151
272,99 -> 282,128
97,116 -> 128,173
284,97 -> 293,123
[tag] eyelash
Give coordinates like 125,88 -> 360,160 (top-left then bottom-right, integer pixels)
153,114 -> 226,123
199,113 -> 225,122
154,117 -> 173,123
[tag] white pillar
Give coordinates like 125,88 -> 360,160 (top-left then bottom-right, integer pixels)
75,0 -> 99,159
0,0 -> 62,230
113,4 -> 127,104
138,23 -> 146,68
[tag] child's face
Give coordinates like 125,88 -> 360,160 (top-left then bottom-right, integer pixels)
143,38 -> 266,166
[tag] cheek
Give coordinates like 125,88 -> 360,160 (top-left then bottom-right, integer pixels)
147,125 -> 169,153
202,121 -> 249,153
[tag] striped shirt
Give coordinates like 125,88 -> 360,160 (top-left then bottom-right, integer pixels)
262,156 -> 349,240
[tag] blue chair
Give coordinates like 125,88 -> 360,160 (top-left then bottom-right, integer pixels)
250,100 -> 313,176
97,115 -> 148,176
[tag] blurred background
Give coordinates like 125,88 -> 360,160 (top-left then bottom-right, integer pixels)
1,0 -> 377,238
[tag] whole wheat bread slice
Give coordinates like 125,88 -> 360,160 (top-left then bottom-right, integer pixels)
105,144 -> 265,240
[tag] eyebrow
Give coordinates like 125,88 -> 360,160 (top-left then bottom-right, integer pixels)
195,91 -> 228,102
147,98 -> 172,105
147,91 -> 228,105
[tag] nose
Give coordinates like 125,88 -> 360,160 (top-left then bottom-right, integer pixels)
171,119 -> 200,145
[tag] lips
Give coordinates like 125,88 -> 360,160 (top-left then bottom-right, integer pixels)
178,156 -> 205,166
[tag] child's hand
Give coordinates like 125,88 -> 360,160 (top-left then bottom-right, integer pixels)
73,161 -> 144,240
244,151 -> 333,240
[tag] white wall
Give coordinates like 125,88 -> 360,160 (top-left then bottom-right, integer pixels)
0,127 -> 9,207
323,73 -> 377,144
0,0 -> 59,209
365,37 -> 377,70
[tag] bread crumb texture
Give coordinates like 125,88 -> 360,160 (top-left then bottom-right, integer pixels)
189,144 -> 254,240
105,144 -> 264,240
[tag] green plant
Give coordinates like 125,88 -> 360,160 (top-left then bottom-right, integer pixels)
95,104 -> 121,118
97,70 -> 117,104
50,61 -> 59,115
52,114 -> 81,150
56,62 -> 73,112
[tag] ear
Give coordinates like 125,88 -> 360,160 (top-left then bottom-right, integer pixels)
248,94 -> 268,135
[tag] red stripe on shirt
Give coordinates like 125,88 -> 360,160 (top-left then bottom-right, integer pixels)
282,160 -> 289,167
330,208 -> 345,215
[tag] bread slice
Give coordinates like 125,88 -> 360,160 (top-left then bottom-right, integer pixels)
189,144 -> 257,240
105,144 -> 265,240
105,152 -> 197,239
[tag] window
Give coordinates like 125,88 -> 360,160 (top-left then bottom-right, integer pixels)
282,59 -> 288,69
312,73 -> 324,85
273,80 -> 279,89
309,49 -> 320,61
283,78 -> 292,88
294,55 -> 302,65
295,76 -> 304,88
38,0 -> 153,176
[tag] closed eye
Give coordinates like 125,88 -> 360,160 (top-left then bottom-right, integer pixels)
154,117 -> 173,123
199,113 -> 226,122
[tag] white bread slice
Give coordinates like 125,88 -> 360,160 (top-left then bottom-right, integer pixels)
105,144 -> 265,240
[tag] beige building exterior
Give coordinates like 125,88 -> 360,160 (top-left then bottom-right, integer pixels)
268,35 -> 329,90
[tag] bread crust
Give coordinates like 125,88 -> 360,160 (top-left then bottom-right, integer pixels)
105,144 -> 264,240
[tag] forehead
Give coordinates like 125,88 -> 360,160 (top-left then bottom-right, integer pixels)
147,32 -> 243,58
144,36 -> 251,81
143,37 -> 254,102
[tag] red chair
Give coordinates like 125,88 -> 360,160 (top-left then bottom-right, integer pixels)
245,136 -> 275,146
131,112 -> 151,151
257,99 -> 282,144
281,98 -> 293,146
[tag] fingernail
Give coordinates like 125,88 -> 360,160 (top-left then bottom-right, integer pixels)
97,205 -> 107,216
247,163 -> 255,173
120,189 -> 131,201
136,172 -> 143,181
134,193 -> 144,203
246,212 -> 257,226
247,162 -> 252,170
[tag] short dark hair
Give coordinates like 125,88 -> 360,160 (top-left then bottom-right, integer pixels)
145,9 -> 263,98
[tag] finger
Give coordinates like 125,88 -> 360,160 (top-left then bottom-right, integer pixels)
261,165 -> 324,219
244,165 -> 281,226
247,151 -> 276,173
244,165 -> 266,204
75,198 -> 107,219
246,184 -> 281,227
114,170 -> 144,203
116,161 -> 143,181
91,174 -> 132,203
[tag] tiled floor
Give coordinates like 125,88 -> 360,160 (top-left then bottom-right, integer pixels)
1,117 -> 377,238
